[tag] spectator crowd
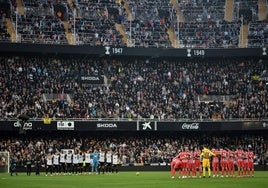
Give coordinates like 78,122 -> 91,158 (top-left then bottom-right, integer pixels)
0,0 -> 267,47
0,55 -> 267,120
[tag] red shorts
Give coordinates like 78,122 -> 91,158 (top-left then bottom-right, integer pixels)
220,160 -> 228,168
228,161 -> 234,168
182,160 -> 188,168
237,160 -> 244,167
244,161 -> 249,168
188,161 -> 196,169
248,161 -> 254,169
212,162 -> 219,168
195,159 -> 201,167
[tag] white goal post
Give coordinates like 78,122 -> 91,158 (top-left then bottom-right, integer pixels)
0,152 -> 10,173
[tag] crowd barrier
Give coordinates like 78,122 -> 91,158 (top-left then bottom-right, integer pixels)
1,119 -> 268,132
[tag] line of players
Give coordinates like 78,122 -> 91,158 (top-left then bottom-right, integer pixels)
45,149 -> 120,176
171,147 -> 255,179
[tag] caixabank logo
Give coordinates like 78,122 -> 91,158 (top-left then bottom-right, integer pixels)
137,121 -> 156,131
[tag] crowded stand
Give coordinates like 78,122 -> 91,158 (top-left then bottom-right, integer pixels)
248,20 -> 268,47
233,0 -> 259,21
178,0 -> 225,22
177,20 -> 241,48
0,55 -> 267,120
0,0 -> 266,47
9,0 -> 68,44
66,0 -> 125,46
0,12 -> 10,42
124,0 -> 172,48
176,0 -> 241,48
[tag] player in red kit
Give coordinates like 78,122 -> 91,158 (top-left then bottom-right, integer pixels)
178,149 -> 189,178
211,148 -> 220,178
188,150 -> 197,178
227,149 -> 235,177
243,149 -> 250,177
170,155 -> 182,179
185,149 -> 192,178
236,147 -> 245,177
220,148 -> 229,177
247,148 -> 254,177
194,147 -> 202,178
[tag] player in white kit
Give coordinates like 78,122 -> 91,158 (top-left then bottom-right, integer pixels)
84,150 -> 92,174
46,153 -> 53,176
112,152 -> 119,174
66,150 -> 73,175
72,151 -> 79,174
99,149 -> 106,174
105,150 -> 112,173
53,152 -> 60,175
59,151 -> 66,175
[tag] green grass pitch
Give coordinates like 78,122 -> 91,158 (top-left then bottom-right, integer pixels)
0,171 -> 268,188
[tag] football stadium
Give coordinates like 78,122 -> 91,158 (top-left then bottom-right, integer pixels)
0,0 -> 268,188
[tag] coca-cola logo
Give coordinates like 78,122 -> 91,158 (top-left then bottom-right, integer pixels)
182,123 -> 199,129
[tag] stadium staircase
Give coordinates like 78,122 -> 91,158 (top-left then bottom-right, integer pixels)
67,0 -> 81,18
115,24 -> 130,46
6,18 -> 16,42
258,0 -> 267,20
169,0 -> 183,48
224,0 -> 234,22
62,21 -> 76,45
170,0 -> 184,22
116,0 -> 133,47
239,24 -> 249,48
118,0 -> 133,21
167,27 -> 179,48
16,0 -> 25,15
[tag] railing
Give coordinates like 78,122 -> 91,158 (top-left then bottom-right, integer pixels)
1,117 -> 267,122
